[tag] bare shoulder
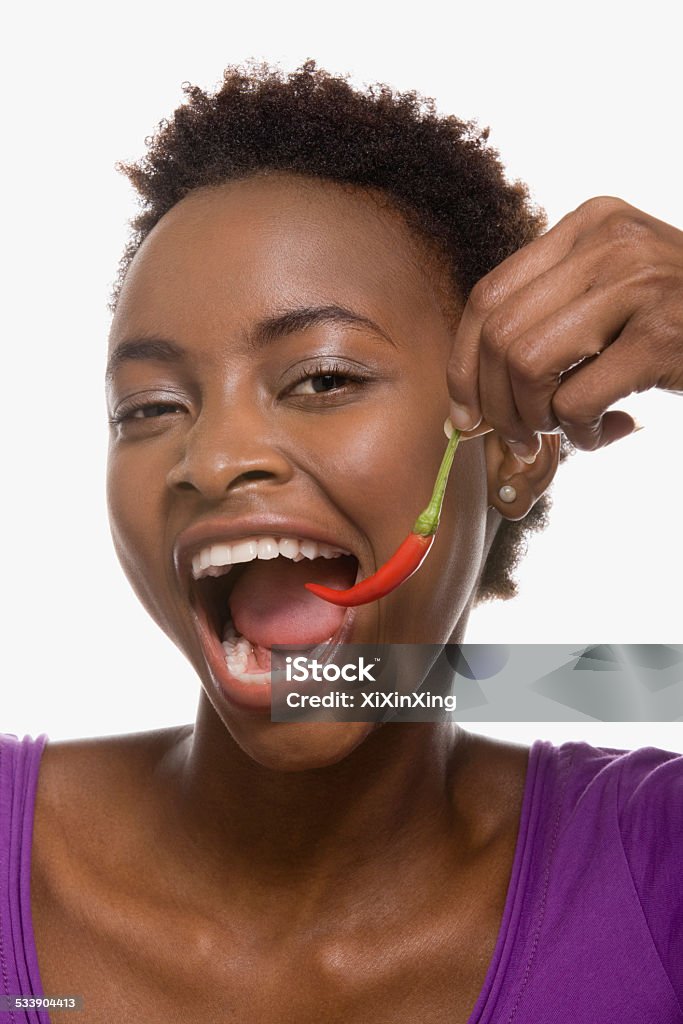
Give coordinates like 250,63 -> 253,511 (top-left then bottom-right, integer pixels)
31,728 -> 194,1021
31,727 -> 192,952
37,725 -> 190,802
452,730 -> 532,844
458,730 -> 532,786
33,725 -> 191,871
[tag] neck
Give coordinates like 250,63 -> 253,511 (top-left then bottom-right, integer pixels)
151,695 -> 475,915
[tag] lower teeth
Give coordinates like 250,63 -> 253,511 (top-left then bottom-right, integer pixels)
221,618 -> 335,685
221,620 -> 270,680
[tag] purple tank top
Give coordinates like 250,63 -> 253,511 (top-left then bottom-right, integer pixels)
0,734 -> 49,1024
1,732 -> 681,1022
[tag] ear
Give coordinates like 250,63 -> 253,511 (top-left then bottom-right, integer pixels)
483,432 -> 561,521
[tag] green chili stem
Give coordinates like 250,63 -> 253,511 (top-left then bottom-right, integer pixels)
412,427 -> 462,536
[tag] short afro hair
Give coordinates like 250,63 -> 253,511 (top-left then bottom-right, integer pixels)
113,59 -> 573,605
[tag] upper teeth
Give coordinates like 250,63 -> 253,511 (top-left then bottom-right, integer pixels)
191,536 -> 350,580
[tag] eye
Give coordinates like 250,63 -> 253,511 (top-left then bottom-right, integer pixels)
109,400 -> 187,428
285,360 -> 369,400
289,373 -> 353,395
127,402 -> 185,419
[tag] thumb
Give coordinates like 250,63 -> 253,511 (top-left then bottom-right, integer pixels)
445,416 -> 494,441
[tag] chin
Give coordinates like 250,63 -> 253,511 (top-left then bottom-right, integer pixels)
225,716 -> 379,773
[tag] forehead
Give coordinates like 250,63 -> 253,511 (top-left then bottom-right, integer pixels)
111,174 -> 451,348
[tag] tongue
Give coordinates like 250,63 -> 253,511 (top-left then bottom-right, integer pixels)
229,555 -> 357,648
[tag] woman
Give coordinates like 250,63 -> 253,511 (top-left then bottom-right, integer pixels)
1,62 -> 681,1022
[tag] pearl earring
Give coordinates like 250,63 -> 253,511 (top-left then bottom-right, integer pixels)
498,484 -> 517,503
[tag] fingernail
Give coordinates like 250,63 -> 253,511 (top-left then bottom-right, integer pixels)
444,418 -> 455,439
508,441 -> 538,463
449,403 -> 478,431
632,420 -> 645,433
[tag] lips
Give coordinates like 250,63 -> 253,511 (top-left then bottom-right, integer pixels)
173,516 -> 364,710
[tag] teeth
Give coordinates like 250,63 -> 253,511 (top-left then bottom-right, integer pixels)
222,625 -> 272,686
319,544 -> 343,558
231,539 -> 259,564
190,534 -> 351,580
211,543 -> 232,567
257,538 -> 279,559
222,621 -> 337,686
278,538 -> 300,559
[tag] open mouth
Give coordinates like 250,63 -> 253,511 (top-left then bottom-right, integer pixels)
186,535 -> 360,703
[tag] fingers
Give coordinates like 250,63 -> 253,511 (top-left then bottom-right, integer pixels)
444,417 -> 494,441
451,289 -> 654,452
452,277 -> 612,457
449,255 -> 607,443
484,281 -> 632,447
549,322 -> 651,449
446,201 -> 598,430
446,196 -> 647,432
447,195 -> 683,454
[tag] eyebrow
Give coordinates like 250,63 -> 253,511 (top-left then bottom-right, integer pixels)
248,304 -> 395,350
105,304 -> 394,382
105,337 -> 184,384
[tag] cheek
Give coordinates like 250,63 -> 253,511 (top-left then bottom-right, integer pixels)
106,444 -> 175,635
297,414 -> 430,558
292,372 -> 453,549
431,441 -> 489,620
288,368 -> 487,642
381,439 -> 488,643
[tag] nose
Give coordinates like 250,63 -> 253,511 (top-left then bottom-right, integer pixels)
166,398 -> 294,501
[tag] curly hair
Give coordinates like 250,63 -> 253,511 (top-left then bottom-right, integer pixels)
113,59 -> 573,605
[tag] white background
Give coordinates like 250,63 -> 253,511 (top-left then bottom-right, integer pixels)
2,0 -> 681,752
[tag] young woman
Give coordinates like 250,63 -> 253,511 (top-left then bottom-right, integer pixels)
2,62 -> 681,1023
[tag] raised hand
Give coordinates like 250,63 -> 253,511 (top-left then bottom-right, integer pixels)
447,197 -> 683,460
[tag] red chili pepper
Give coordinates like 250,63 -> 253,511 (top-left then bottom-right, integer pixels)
305,425 -> 462,607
